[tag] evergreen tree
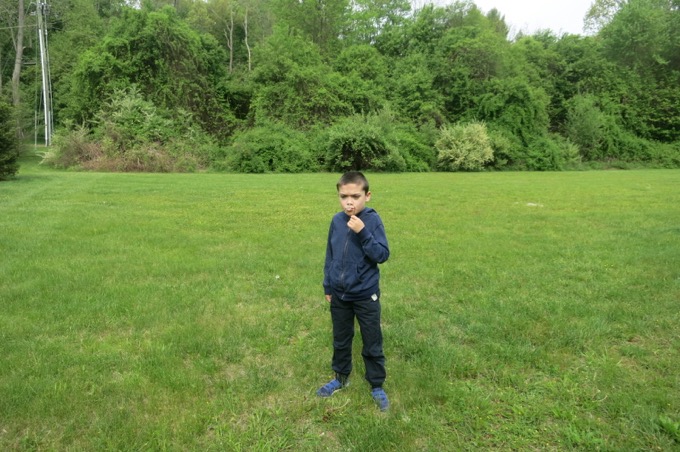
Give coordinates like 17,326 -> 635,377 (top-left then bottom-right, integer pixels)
0,100 -> 20,180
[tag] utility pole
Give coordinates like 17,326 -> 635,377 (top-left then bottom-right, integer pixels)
36,1 -> 53,145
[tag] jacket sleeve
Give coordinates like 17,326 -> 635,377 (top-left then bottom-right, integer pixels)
357,216 -> 389,264
323,221 -> 333,294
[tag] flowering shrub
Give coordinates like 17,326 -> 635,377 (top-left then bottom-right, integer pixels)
436,122 -> 493,171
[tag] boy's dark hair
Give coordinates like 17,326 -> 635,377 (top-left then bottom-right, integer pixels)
337,171 -> 369,193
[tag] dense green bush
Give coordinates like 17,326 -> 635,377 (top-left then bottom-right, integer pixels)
250,30 -> 355,129
563,94 -> 678,166
436,122 -> 493,171
326,112 -> 410,171
611,130 -> 658,162
647,142 -> 680,168
43,127 -> 209,173
475,77 -> 550,147
522,134 -> 580,171
95,86 -> 177,151
563,94 -> 614,161
43,88 -> 221,172
386,53 -> 445,128
487,130 -> 580,171
389,123 -> 438,172
0,101 -> 20,180
42,126 -> 101,169
224,122 -> 317,173
333,45 -> 388,114
486,126 -> 522,169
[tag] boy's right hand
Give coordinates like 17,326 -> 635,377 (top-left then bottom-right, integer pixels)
325,294 -> 332,303
347,215 -> 365,233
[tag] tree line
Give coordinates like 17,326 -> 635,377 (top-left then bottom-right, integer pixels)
1,0 -> 679,177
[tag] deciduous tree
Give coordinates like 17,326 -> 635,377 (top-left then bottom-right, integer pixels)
62,6 -> 233,137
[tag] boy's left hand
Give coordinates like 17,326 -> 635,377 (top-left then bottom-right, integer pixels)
347,215 -> 365,233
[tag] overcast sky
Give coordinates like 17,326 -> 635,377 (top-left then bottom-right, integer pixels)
466,0 -> 594,36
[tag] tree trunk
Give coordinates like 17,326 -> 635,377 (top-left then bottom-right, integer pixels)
244,7 -> 251,72
11,0 -> 25,137
12,0 -> 25,107
224,9 -> 234,73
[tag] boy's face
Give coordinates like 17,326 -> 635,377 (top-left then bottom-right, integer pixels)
338,183 -> 371,216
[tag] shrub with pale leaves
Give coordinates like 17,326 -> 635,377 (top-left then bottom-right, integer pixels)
436,122 -> 494,171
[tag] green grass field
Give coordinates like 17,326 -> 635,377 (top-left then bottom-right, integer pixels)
2,153 -> 679,450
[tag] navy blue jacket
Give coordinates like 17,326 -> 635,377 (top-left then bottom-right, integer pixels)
323,207 -> 389,301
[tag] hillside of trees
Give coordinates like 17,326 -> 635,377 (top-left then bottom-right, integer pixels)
2,0 -> 679,174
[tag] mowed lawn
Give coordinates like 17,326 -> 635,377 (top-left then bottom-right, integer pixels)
1,155 -> 679,450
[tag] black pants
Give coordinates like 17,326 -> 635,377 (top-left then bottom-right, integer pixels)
330,294 -> 386,388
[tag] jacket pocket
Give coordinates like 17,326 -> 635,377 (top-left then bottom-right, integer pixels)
356,261 -> 368,283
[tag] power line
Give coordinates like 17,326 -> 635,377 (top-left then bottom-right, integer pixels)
0,24 -> 37,31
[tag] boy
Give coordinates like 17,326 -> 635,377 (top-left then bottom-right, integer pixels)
317,171 -> 390,412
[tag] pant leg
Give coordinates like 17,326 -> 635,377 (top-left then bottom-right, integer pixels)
330,295 -> 355,377
354,296 -> 386,388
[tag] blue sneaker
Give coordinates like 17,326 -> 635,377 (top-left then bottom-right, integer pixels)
316,378 -> 348,397
371,387 -> 389,411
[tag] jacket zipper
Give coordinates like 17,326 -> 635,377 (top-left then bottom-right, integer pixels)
340,227 -> 351,300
